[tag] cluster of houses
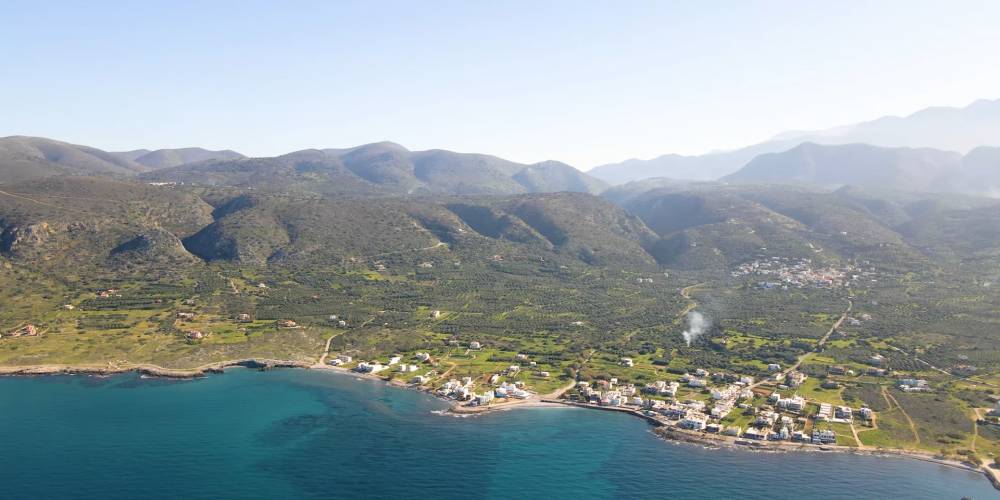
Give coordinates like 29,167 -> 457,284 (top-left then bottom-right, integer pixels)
569,366 -> 881,448
436,377 -> 532,405
349,352 -> 432,376
731,257 -> 872,289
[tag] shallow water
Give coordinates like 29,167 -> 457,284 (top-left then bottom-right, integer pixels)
0,368 -> 994,499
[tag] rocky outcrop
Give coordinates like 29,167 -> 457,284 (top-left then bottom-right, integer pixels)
0,222 -> 52,254
109,227 -> 198,266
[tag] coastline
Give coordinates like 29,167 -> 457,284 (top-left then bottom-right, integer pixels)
2,358 -> 997,490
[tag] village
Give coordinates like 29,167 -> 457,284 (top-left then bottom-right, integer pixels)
563,358 -> 879,448
322,330 -> 905,450
731,257 -> 878,290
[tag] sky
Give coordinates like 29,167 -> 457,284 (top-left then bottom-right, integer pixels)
2,0 -> 999,168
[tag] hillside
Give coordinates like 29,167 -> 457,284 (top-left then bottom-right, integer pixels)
0,136 -> 147,183
142,143 -> 605,196
609,183 -> 1000,271
130,148 -> 244,169
0,178 -> 652,271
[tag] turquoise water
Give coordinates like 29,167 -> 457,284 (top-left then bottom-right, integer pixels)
0,369 -> 994,499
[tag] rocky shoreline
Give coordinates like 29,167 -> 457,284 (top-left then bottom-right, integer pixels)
0,358 -> 314,379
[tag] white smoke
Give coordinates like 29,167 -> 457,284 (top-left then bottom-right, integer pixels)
681,311 -> 710,347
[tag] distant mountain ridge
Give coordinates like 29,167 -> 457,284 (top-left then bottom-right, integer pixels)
722,142 -> 1000,196
0,136 -> 148,183
0,136 -> 606,197
590,98 -> 1000,184
126,147 -> 244,169
141,142 -> 608,196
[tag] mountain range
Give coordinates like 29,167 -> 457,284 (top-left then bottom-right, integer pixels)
722,142 -> 1000,195
589,98 -> 1000,184
3,97 -> 1000,201
0,136 -> 606,197
2,174 -> 996,277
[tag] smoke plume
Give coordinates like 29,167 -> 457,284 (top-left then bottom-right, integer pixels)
681,311 -> 710,347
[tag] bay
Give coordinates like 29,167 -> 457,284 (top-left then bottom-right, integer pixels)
0,368 -> 994,499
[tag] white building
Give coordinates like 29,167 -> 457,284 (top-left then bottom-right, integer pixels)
679,414 -> 708,430
812,429 -> 837,444
355,362 -> 386,374
834,406 -> 853,420
778,395 -> 806,413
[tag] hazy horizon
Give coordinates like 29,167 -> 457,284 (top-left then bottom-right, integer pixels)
3,0 -> 1000,167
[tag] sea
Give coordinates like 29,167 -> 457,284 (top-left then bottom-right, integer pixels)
0,368 -> 995,499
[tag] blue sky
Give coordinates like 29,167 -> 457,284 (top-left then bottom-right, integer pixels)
2,0 -> 999,167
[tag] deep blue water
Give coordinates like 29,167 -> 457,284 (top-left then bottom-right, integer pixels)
0,368 -> 995,499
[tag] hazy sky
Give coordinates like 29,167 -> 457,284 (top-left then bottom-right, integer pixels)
2,0 -> 999,167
